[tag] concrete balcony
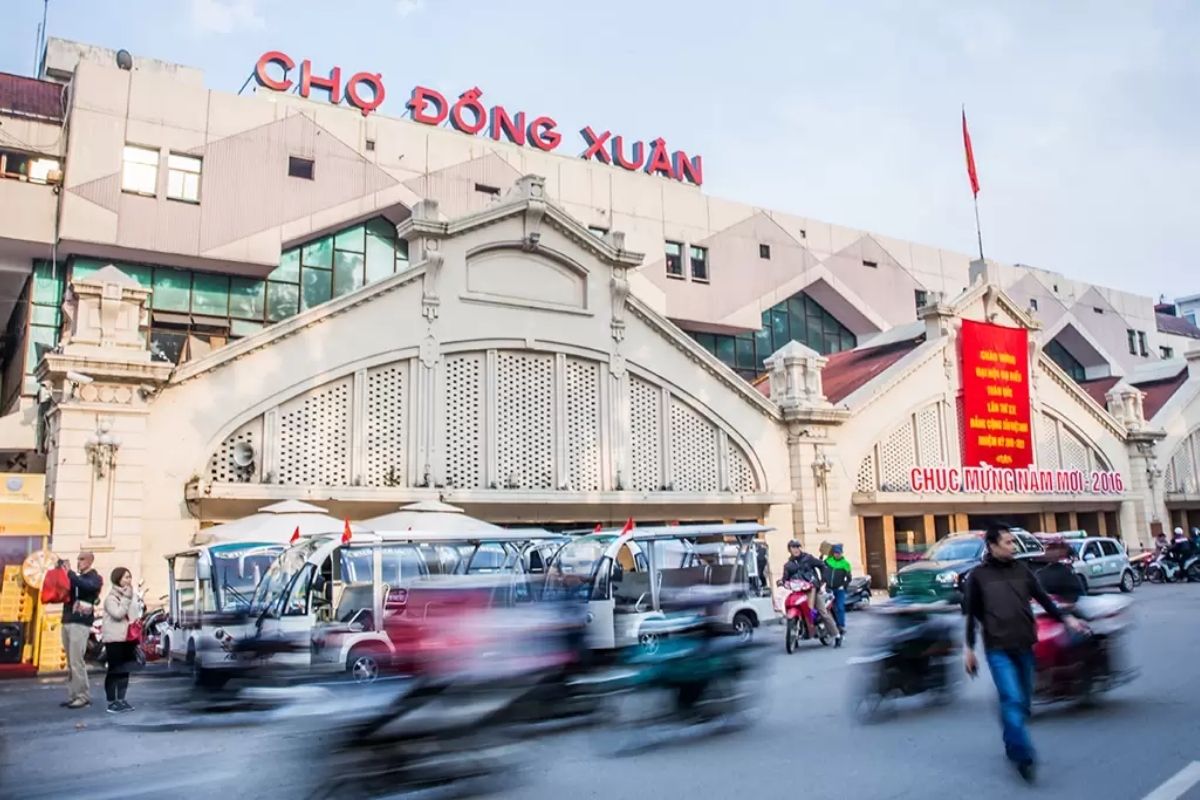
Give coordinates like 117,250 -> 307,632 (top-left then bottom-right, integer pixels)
0,179 -> 57,246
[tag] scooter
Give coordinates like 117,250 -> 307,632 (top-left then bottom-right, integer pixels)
1033,594 -> 1137,704
1145,554 -> 1200,583
845,575 -> 872,611
780,579 -> 834,653
1128,551 -> 1154,586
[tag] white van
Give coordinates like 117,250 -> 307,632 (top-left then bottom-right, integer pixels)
244,529 -> 563,682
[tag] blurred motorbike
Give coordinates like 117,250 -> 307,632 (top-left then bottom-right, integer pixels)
847,599 -> 960,722
845,575 -> 872,611
1033,594 -> 1137,704
1128,551 -> 1153,586
780,578 -> 834,652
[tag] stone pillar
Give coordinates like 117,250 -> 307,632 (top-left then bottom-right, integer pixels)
36,266 -> 171,586
921,514 -> 936,546
1105,382 -> 1167,551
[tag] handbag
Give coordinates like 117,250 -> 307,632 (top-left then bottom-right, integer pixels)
41,567 -> 70,604
126,618 -> 144,643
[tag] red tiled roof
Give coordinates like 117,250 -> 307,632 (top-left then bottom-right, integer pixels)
1156,312 -> 1200,340
822,335 -> 925,404
0,72 -> 65,122
1138,368 -> 1189,420
1077,376 -> 1120,408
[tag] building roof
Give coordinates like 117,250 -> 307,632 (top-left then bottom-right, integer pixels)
1077,367 -> 1189,421
0,72 -> 66,122
822,335 -> 926,404
1077,376 -> 1120,409
1156,312 -> 1200,340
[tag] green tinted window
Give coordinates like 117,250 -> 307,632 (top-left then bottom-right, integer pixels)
25,325 -> 57,372
271,249 -> 300,283
395,238 -> 410,269
120,263 -> 154,288
334,225 -> 365,253
301,237 -> 333,269
715,336 -> 735,366
266,282 -> 299,322
300,267 -> 332,310
191,273 -> 230,316
230,319 -> 264,338
333,251 -> 365,297
152,269 -> 191,311
229,278 -> 265,320
31,305 -> 60,326
32,261 -> 64,305
365,225 -> 396,283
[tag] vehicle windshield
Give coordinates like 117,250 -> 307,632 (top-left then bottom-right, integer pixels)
545,537 -> 611,600
250,538 -> 321,616
923,537 -> 984,563
211,545 -> 283,612
1067,541 -> 1085,554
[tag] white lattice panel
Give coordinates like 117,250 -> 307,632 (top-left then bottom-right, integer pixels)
916,405 -> 944,467
1165,460 -> 1178,493
669,400 -> 719,491
629,377 -> 663,491
728,444 -> 757,493
1059,429 -> 1091,473
206,419 -> 262,483
496,352 -> 554,490
277,379 -> 351,486
1169,438 -> 1198,494
565,358 -> 601,491
444,354 -> 484,489
1036,413 -> 1060,470
856,450 -> 877,492
365,363 -> 407,487
879,418 -> 916,491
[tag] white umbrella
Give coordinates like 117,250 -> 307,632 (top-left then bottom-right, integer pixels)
362,500 -> 503,534
194,500 -> 359,545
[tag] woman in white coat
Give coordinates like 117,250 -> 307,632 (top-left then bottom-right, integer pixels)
101,566 -> 143,713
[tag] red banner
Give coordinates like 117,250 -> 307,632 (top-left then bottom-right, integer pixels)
960,320 -> 1032,469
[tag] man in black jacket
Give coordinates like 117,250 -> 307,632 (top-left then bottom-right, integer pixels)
781,539 -> 841,646
964,525 -> 1086,782
61,552 -> 103,709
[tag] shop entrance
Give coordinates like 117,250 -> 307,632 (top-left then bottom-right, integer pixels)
1169,508 -> 1200,534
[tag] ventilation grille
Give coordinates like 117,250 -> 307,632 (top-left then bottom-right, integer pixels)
496,352 -> 554,490
629,377 -> 662,491
856,450 -> 877,492
445,354 -> 484,489
277,379 -> 351,486
1059,429 -> 1091,473
565,358 -> 601,491
728,444 -> 758,493
1036,412 -> 1061,470
206,419 -> 261,483
365,363 -> 407,487
916,404 -> 944,466
669,400 -> 718,491
1167,434 -> 1198,494
879,418 -> 916,491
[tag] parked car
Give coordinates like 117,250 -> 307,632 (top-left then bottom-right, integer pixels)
888,529 -> 1045,605
1068,536 -> 1136,594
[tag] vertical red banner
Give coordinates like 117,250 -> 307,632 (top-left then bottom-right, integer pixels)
960,320 -> 1032,469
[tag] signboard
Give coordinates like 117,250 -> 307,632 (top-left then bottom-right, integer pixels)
960,319 -> 1032,469
909,465 -> 1126,496
254,51 -> 703,185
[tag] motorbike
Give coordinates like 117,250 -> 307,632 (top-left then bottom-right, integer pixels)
847,600 -> 960,721
1033,594 -> 1137,704
781,578 -> 834,653
845,575 -> 872,611
1145,554 -> 1200,583
1128,551 -> 1154,586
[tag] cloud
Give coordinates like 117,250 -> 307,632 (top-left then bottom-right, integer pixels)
395,0 -> 425,17
189,0 -> 265,34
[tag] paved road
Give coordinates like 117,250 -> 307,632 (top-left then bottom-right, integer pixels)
3,585 -> 1199,799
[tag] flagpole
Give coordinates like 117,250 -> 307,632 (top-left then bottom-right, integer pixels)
973,193 -> 984,261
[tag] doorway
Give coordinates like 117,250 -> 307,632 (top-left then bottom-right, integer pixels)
862,517 -> 887,591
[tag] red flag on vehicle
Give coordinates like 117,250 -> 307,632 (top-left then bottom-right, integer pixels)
341,518 -> 353,545
962,109 -> 980,197
289,526 -> 301,544
594,523 -> 602,533
619,517 -> 634,535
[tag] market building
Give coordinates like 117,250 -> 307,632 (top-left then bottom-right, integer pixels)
0,38 -> 1199,671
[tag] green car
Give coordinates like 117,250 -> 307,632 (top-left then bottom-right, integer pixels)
887,530 -> 1045,605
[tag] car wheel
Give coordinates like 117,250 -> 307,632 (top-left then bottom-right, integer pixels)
732,612 -> 754,643
1119,570 -> 1135,593
347,647 -> 383,684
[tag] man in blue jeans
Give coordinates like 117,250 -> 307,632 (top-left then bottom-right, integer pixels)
963,525 -> 1087,783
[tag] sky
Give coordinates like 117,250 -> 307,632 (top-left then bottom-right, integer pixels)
3,0 -> 1197,300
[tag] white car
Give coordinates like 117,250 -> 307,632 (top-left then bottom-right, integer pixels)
1068,536 -> 1135,594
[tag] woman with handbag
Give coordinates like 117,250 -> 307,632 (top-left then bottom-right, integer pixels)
101,567 -> 143,713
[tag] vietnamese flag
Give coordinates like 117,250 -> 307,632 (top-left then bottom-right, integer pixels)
594,523 -> 603,533
962,108 -> 980,197
619,517 -> 634,535
289,526 -> 301,545
341,518 -> 353,545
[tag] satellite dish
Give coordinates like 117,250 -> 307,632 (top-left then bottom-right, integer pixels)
233,441 -> 255,469
116,49 -> 133,71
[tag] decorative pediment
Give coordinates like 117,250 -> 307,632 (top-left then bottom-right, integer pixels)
464,244 -> 589,312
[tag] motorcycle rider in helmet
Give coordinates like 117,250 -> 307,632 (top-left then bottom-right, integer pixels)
782,539 -> 842,647
1168,527 -> 1194,579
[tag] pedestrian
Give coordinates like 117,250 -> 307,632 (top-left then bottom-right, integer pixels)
101,566 -> 143,713
963,524 -> 1087,783
61,551 -> 103,709
825,543 -> 852,634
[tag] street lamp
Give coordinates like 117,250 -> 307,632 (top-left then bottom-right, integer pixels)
84,422 -> 121,478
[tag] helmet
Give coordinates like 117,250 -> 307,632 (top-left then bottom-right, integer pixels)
1175,527 -> 1184,536
787,539 -> 802,549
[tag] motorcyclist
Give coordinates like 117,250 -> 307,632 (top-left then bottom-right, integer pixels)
782,539 -> 842,647
1168,527 -> 1194,579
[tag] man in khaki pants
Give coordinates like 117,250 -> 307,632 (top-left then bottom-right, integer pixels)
60,552 -> 103,709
